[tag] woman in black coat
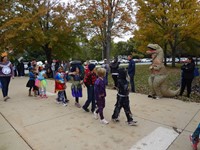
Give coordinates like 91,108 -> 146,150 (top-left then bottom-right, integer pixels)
180,57 -> 195,98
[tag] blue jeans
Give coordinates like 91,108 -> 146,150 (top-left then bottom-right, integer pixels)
0,76 -> 11,97
83,85 -> 95,112
192,123 -> 200,141
57,91 -> 66,104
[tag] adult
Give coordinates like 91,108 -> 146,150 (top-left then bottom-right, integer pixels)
44,61 -> 52,78
110,57 -> 120,89
51,60 -> 56,78
127,55 -> 136,92
0,52 -> 14,101
179,57 -> 195,98
27,61 -> 31,71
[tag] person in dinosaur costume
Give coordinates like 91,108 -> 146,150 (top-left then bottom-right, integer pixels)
146,43 -> 179,99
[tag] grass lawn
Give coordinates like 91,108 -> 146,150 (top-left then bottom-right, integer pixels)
107,64 -> 200,103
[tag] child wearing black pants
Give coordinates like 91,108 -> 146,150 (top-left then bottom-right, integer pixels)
111,68 -> 137,126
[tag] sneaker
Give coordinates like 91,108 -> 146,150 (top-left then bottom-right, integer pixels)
152,96 -> 160,100
190,134 -> 199,150
82,106 -> 89,112
128,120 -> 137,126
93,111 -> 98,120
75,103 -> 81,108
4,96 -> 9,101
112,118 -> 120,122
63,103 -> 67,107
43,95 -> 48,98
100,119 -> 109,124
56,101 -> 61,104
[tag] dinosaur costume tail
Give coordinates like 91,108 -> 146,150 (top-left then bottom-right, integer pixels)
160,85 -> 180,97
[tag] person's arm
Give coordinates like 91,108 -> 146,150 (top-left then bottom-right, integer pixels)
10,63 -> 14,78
98,80 -> 106,98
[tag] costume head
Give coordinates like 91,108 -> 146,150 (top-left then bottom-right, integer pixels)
88,64 -> 95,71
146,44 -> 164,61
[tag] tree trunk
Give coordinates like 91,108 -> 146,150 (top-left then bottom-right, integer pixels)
163,43 -> 167,66
105,1 -> 113,63
102,41 -> 107,60
169,41 -> 176,67
42,44 -> 52,65
106,32 -> 111,63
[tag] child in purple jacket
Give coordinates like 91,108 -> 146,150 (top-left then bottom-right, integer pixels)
93,68 -> 109,124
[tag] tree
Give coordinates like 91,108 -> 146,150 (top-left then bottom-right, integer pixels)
134,0 -> 200,67
112,39 -> 137,57
0,0 -> 80,64
72,0 -> 136,61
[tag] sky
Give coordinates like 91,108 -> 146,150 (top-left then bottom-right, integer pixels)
60,0 -> 132,43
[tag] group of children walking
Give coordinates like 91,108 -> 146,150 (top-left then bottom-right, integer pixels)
26,62 -> 137,126
25,61 -> 200,149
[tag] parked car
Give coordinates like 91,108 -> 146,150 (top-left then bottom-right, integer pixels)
89,60 -> 98,65
166,57 -> 179,63
133,59 -> 141,63
140,58 -> 152,63
180,57 -> 187,63
98,60 -> 105,65
119,59 -> 129,64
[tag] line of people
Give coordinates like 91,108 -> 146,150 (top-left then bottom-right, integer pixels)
1,53 -> 198,148
25,61 -> 137,126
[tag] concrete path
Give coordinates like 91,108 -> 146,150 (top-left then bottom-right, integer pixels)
0,77 -> 199,150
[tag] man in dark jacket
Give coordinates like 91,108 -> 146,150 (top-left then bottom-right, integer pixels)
127,55 -> 135,92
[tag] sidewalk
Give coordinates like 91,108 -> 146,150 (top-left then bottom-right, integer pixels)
0,77 -> 199,150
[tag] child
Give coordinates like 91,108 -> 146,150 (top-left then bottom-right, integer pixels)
37,66 -> 48,98
32,64 -> 39,96
55,67 -> 67,106
82,64 -> 97,112
111,68 -> 137,126
93,68 -> 109,124
69,66 -> 84,108
26,67 -> 36,96
190,123 -> 200,150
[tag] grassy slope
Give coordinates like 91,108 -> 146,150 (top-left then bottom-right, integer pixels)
107,64 -> 200,103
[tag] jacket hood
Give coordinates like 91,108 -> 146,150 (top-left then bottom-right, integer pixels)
118,68 -> 127,79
